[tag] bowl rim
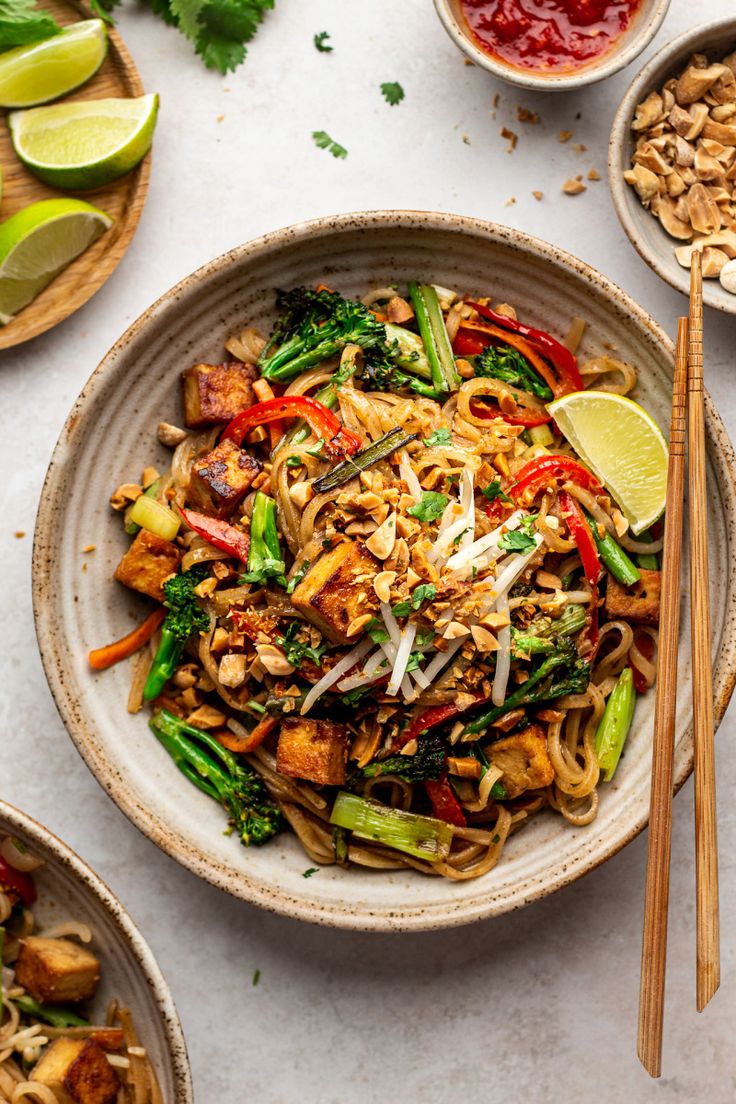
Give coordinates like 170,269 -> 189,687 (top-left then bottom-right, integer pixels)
32,209 -> 736,931
608,14 -> 736,314
0,798 -> 193,1102
432,0 -> 671,91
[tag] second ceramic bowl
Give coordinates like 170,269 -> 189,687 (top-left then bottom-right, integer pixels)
609,16 -> 736,313
33,210 -> 736,931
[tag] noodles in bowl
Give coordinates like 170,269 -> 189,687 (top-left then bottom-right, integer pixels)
91,279 -> 663,883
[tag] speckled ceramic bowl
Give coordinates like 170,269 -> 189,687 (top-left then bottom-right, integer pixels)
0,800 -> 192,1100
33,211 -> 736,931
433,0 -> 670,92
609,17 -> 736,313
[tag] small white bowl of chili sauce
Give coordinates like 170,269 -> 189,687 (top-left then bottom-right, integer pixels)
433,0 -> 671,91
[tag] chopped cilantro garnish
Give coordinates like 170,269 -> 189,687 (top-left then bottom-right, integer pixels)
366,618 -> 390,644
0,0 -> 60,48
481,480 -> 512,504
314,30 -> 332,51
498,529 -> 536,554
411,583 -> 436,608
391,601 -> 412,618
423,426 -> 452,447
274,622 -> 327,668
312,130 -> 347,159
286,561 -> 310,594
303,867 -> 319,878
380,81 -> 405,106
252,969 -> 261,985
407,491 -> 448,523
285,455 -> 303,468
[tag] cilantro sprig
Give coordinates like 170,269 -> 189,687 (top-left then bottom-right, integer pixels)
314,30 -> 331,51
407,491 -> 448,523
0,0 -> 61,50
312,130 -> 348,159
380,81 -> 405,106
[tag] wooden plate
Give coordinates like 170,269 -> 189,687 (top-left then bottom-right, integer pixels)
0,0 -> 150,349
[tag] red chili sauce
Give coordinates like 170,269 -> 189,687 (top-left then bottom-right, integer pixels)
459,0 -> 643,73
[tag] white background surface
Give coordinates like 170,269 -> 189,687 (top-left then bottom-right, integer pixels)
3,0 -> 736,1099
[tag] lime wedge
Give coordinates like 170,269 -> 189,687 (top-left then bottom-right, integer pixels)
0,20 -> 107,108
9,92 -> 159,191
547,390 -> 668,534
0,198 -> 112,323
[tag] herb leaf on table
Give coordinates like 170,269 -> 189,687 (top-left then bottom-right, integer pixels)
0,0 -> 61,50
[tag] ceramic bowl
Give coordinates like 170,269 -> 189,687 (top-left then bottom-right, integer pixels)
609,17 -> 736,313
0,800 -> 192,1101
433,0 -> 670,92
33,210 -> 736,931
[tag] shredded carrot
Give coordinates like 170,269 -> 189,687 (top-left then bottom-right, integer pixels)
252,378 -> 283,448
88,608 -> 165,670
368,308 -> 387,322
314,283 -> 334,294
214,715 -> 277,754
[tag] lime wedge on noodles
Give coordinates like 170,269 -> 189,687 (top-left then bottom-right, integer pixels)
9,92 -> 159,191
547,390 -> 668,535
0,20 -> 108,108
0,198 -> 112,323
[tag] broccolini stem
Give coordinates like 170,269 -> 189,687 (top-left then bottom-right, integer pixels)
142,626 -> 184,702
461,649 -> 579,738
243,492 -> 286,585
13,996 -> 89,1029
408,283 -> 460,393
586,513 -> 641,586
595,667 -> 636,781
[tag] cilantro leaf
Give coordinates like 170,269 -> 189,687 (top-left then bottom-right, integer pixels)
286,560 -> 310,595
380,81 -> 405,106
312,130 -> 347,159
314,30 -> 331,51
481,480 -> 512,504
423,427 -> 452,447
274,622 -> 327,668
366,618 -> 390,644
166,0 -> 273,74
407,491 -> 448,523
391,601 -> 412,618
88,0 -> 119,25
499,529 -> 536,554
411,583 -> 436,609
302,867 -> 318,878
0,0 -> 61,50
285,455 -> 303,469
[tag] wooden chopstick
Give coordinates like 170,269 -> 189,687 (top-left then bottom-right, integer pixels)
688,251 -> 720,1012
637,316 -> 688,1078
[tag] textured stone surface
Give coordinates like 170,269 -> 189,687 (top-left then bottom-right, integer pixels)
3,0 -> 735,1099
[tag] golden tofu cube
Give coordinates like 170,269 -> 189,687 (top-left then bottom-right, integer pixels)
189,438 -> 262,518
487,724 -> 554,800
605,568 -> 661,626
33,1037 -> 119,1104
277,717 -> 349,786
182,361 -> 258,427
290,541 -> 379,644
16,936 -> 100,1004
114,529 -> 181,601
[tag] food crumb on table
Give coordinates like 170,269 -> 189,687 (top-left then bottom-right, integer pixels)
563,177 -> 586,195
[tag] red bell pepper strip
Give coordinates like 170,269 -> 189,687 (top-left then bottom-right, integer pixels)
558,489 -> 601,586
455,318 -> 561,398
453,331 -> 486,358
398,697 -> 485,749
89,608 -> 166,670
222,396 -> 362,459
178,507 -> 250,563
467,301 -> 584,393
510,455 -> 605,506
630,631 -> 655,694
0,855 -> 37,907
425,774 -> 467,828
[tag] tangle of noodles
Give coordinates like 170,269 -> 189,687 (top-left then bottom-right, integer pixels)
101,285 -> 663,882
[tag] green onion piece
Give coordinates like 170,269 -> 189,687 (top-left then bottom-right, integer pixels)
312,428 -> 418,494
408,282 -> 459,394
635,529 -> 659,570
14,996 -> 89,1029
124,480 -> 161,535
127,495 -> 180,541
330,791 -> 453,861
243,492 -> 286,585
586,513 -> 640,586
557,602 -> 587,636
595,667 -> 636,782
384,322 -> 432,378
529,423 -> 554,448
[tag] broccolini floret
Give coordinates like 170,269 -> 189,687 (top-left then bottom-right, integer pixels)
143,566 -> 210,701
361,734 -> 445,783
474,343 -> 553,400
150,710 -> 282,846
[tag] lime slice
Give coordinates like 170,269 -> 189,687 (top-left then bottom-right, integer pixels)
9,92 -> 159,191
0,198 -> 112,323
0,20 -> 107,108
547,390 -> 668,534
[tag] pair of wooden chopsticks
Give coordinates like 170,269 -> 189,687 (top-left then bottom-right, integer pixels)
637,252 -> 720,1078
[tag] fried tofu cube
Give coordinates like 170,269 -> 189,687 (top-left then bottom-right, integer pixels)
487,724 -> 555,800
114,529 -> 181,601
32,1037 -> 119,1104
182,361 -> 258,427
277,717 -> 349,785
290,541 -> 380,644
189,438 -> 262,517
16,937 -> 100,1004
605,568 -> 661,625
